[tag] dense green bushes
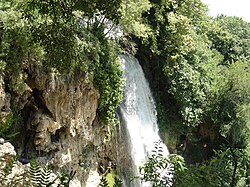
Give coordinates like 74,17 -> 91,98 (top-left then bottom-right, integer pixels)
139,143 -> 249,187
0,0 -> 125,125
129,0 -> 250,185
1,0 -> 250,186
132,0 -> 249,153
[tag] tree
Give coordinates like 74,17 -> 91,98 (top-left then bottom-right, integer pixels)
139,143 -> 249,187
133,0 -> 221,129
0,0 -> 125,124
208,61 -> 250,148
119,0 -> 152,38
207,15 -> 250,65
206,61 -> 250,187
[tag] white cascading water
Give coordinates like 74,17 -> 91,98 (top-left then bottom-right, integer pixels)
118,54 -> 170,187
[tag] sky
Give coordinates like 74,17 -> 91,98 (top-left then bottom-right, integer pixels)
201,0 -> 250,22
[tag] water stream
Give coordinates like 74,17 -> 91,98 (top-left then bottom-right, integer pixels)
118,55 -> 169,187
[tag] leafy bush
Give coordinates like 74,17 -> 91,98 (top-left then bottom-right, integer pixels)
99,175 -> 123,187
0,0 -> 125,125
0,112 -> 20,141
138,142 -> 250,187
92,39 -> 124,125
138,142 -> 174,187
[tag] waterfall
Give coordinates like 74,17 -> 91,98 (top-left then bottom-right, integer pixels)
118,55 -> 169,187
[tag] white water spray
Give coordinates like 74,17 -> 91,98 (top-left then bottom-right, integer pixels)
119,55 -> 169,187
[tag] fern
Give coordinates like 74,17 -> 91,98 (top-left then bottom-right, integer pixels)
0,112 -> 14,138
0,157 -> 77,187
99,177 -> 109,187
57,168 -> 76,187
29,159 -> 52,186
29,160 -> 77,187
40,165 -> 52,186
113,177 -> 123,187
30,159 -> 41,184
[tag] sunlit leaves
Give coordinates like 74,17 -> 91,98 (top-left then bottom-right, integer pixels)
209,61 -> 250,147
0,0 -> 42,80
139,142 -> 249,186
120,0 -> 152,38
138,142 -> 173,187
92,40 -> 124,125
207,15 -> 250,64
0,0 -> 125,125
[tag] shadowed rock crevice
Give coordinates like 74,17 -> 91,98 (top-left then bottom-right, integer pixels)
32,88 -> 53,118
0,60 -> 119,186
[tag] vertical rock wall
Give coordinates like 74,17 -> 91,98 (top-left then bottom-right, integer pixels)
0,62 -> 116,186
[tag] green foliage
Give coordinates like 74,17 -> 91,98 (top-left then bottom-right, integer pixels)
138,0 -> 207,55
22,0 -> 123,75
93,40 -> 124,125
120,0 -> 152,38
167,33 -> 222,127
0,112 -> 20,141
138,142 -> 173,186
207,15 -> 250,64
98,164 -> 123,187
105,172 -> 115,187
56,169 -> 76,187
1,1 -> 249,185
177,148 -> 250,187
201,62 -> 250,186
104,171 -> 123,187
0,156 -> 30,187
0,157 -> 15,183
74,0 -> 122,23
25,0 -> 90,73
134,0 -> 221,128
138,143 -> 249,187
0,0 -> 40,79
0,157 -> 77,187
0,112 -> 14,139
208,61 -> 250,148
26,0 -> 122,27
99,177 -> 109,187
113,177 -> 123,187
29,159 -> 53,186
131,1 -> 250,185
29,159 -> 75,187
0,0 -> 125,124
131,0 -> 249,163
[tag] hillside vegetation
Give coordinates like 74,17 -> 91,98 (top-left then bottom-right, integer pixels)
0,0 -> 249,186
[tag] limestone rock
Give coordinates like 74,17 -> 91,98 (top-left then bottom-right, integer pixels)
17,63 -> 107,186
0,62 -> 118,186
31,113 -> 61,151
86,169 -> 101,187
0,139 -> 16,160
0,140 -> 28,187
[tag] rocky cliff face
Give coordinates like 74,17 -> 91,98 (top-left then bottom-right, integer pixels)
0,62 -> 116,186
